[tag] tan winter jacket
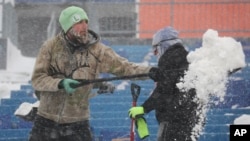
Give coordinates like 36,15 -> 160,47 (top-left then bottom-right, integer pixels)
31,30 -> 151,124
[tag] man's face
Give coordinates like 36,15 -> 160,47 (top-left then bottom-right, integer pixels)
69,20 -> 89,43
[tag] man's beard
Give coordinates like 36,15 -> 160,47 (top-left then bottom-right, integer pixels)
69,28 -> 88,44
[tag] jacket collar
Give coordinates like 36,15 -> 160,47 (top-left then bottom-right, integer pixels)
63,29 -> 100,53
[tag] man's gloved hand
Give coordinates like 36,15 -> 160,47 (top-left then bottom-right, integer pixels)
97,82 -> 115,94
128,106 -> 144,119
136,117 -> 149,139
148,67 -> 164,82
59,79 -> 80,94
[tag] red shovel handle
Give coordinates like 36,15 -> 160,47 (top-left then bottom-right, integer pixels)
130,83 -> 141,141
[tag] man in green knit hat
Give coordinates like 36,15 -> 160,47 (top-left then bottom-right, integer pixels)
28,6 -> 161,141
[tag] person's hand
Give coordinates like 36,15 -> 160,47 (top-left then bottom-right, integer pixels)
128,106 -> 144,119
148,67 -> 164,82
59,79 -> 80,94
97,82 -> 115,94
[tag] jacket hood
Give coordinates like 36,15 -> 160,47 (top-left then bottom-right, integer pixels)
86,29 -> 100,47
152,26 -> 183,59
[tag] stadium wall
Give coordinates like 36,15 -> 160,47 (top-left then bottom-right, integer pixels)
138,0 -> 250,39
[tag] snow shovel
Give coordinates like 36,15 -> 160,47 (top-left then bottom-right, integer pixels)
130,83 -> 141,141
71,73 -> 149,88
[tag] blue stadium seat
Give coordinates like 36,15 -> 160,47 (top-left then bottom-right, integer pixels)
91,118 -> 130,127
0,105 -> 32,129
11,115 -> 33,129
90,111 -> 126,119
0,115 -> 12,129
91,118 -> 156,128
10,90 -> 33,99
211,95 -> 250,108
0,106 -> 18,116
90,103 -> 130,112
203,124 -> 229,133
1,98 -> 37,106
0,138 -> 27,141
198,133 -> 229,141
205,114 -> 240,125
111,91 -> 152,99
200,107 -> 250,140
20,84 -> 33,91
89,95 -> 148,104
20,84 -> 34,95
207,108 -> 250,115
90,111 -> 155,119
111,45 -> 155,63
0,129 -> 30,140
226,80 -> 249,95
94,126 -> 130,135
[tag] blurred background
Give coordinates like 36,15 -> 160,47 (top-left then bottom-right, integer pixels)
0,0 -> 249,61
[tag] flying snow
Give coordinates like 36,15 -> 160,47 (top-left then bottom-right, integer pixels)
176,29 -> 246,140
177,29 -> 246,104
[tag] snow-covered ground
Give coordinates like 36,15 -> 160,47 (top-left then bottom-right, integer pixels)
0,39 -> 36,99
0,29 -> 250,126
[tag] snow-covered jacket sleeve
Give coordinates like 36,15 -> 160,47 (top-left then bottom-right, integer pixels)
31,40 -> 62,92
98,44 -> 152,77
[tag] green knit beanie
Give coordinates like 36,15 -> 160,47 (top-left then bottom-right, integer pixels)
59,6 -> 89,33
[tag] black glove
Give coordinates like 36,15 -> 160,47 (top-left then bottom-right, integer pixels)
97,82 -> 115,94
148,67 -> 164,82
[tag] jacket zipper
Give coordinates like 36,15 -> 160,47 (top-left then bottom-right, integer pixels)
56,48 -> 77,123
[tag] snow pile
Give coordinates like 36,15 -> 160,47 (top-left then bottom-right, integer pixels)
177,29 -> 246,103
0,39 -> 36,99
0,82 -> 20,99
234,114 -> 250,124
176,29 -> 246,141
116,81 -> 129,90
14,101 -> 39,116
6,39 -> 36,75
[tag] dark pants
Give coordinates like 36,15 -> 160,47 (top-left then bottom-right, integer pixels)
157,121 -> 199,141
28,115 -> 93,141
